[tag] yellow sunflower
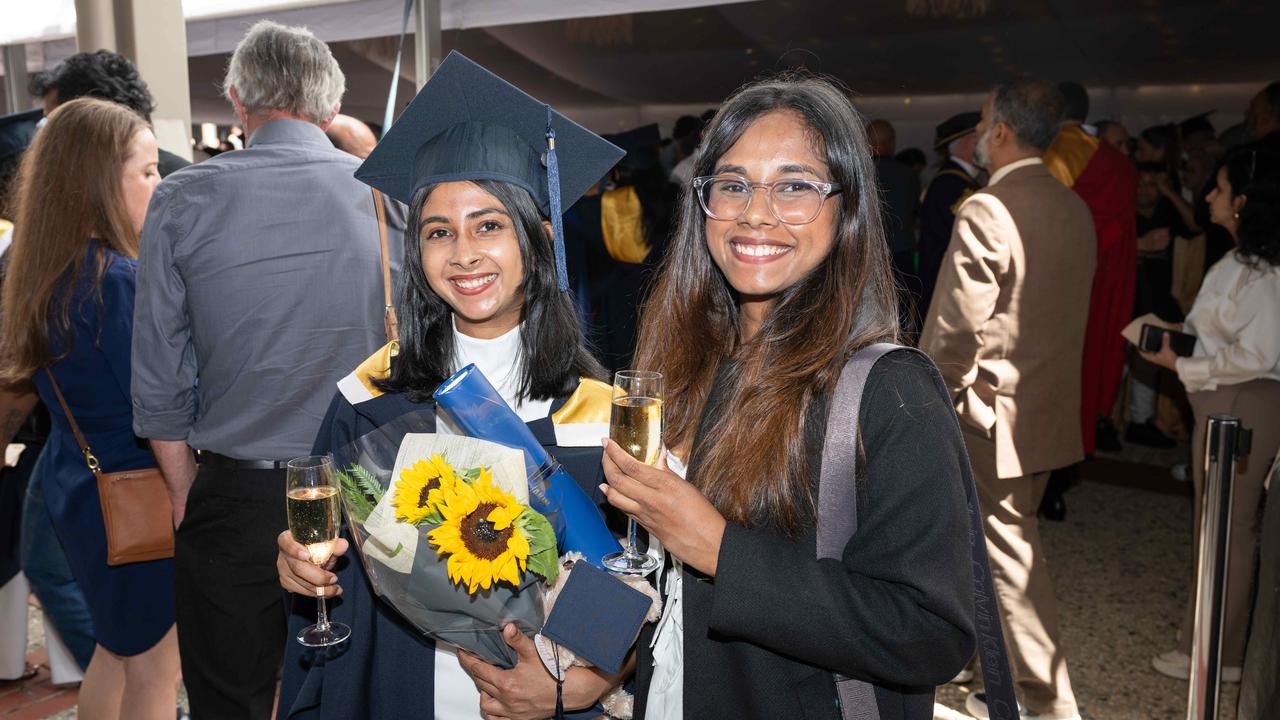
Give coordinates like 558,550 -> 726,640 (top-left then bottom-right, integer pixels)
428,474 -> 531,593
391,454 -> 457,524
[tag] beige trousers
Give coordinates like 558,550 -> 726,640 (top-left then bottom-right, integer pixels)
1178,378 -> 1280,665
964,425 -> 1079,718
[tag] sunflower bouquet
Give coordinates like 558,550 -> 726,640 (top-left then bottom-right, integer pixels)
334,425 -> 564,668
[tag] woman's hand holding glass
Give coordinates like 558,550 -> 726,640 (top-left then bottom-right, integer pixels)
276,529 -> 348,599
600,442 -> 727,577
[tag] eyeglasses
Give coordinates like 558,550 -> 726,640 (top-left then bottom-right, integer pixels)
692,175 -> 842,225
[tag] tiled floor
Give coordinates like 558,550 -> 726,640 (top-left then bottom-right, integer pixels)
0,640 -> 78,720
936,452 -> 1248,720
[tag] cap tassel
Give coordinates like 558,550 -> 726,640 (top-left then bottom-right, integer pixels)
545,105 -> 569,293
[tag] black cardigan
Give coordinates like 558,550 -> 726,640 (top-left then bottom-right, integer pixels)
635,350 -> 976,720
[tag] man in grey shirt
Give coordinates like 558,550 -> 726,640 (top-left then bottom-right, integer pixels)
131,21 -> 386,718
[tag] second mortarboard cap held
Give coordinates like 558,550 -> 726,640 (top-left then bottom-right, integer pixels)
356,51 -> 624,291
934,111 -> 981,151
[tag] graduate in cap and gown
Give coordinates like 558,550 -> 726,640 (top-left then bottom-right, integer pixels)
274,52 -> 633,720
917,111 -> 982,319
564,123 -> 676,373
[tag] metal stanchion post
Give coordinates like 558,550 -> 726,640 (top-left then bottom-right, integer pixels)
1187,414 -> 1252,720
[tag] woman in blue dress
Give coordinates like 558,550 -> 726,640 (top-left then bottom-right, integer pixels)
274,54 -> 633,719
0,98 -> 179,719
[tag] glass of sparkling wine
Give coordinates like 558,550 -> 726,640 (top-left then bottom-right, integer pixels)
603,370 -> 663,575
286,455 -> 351,647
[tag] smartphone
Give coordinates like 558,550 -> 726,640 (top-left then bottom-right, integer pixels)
1140,324 -> 1197,357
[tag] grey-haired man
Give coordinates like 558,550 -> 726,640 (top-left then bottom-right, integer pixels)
132,21 -> 386,717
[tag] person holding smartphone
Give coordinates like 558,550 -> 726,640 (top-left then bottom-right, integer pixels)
1142,149 -> 1280,682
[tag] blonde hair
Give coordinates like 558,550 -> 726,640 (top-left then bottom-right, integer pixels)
0,97 -> 149,381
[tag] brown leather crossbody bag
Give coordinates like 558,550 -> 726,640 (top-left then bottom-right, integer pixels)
45,368 -> 174,566
371,187 -> 399,343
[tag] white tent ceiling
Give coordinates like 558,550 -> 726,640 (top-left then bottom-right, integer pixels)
4,0 -> 1278,151
0,0 -> 759,47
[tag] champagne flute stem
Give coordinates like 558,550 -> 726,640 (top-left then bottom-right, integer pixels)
315,586 -> 331,633
627,518 -> 641,557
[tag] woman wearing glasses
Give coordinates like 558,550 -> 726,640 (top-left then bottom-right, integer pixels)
599,75 -> 976,718
1143,149 -> 1280,683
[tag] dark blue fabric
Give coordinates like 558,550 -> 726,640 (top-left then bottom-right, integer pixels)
0,442 -> 37,585
30,245 -> 173,657
918,160 -> 980,316
540,560 -> 650,675
278,390 -> 613,719
20,447 -> 96,670
355,52 -> 623,213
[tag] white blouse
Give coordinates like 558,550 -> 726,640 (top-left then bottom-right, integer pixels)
1177,253 -> 1280,393
645,453 -> 687,720
434,321 -> 552,719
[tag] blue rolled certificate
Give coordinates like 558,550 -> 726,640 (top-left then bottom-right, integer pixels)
433,365 -> 621,567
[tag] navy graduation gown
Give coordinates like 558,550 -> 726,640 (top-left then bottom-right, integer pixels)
277,390 -> 613,719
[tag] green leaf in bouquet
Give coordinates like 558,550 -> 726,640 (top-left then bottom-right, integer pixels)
525,545 -> 559,586
514,508 -> 559,585
336,468 -> 375,524
349,463 -> 386,501
460,465 -> 485,484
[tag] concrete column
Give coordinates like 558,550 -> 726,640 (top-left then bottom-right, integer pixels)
119,0 -> 193,161
75,0 -> 192,161
73,0 -> 118,54
414,0 -> 442,89
3,45 -> 31,115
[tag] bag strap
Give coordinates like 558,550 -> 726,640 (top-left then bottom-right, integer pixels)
819,344 -> 1019,720
42,368 -> 101,475
371,187 -> 399,342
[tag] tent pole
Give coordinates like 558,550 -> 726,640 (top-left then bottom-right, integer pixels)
414,0 -> 442,89
2,45 -> 30,114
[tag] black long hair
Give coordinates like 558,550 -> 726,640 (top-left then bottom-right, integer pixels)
376,179 -> 605,402
1223,148 -> 1280,269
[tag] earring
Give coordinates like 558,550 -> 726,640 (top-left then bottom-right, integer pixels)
1234,212 -> 1240,219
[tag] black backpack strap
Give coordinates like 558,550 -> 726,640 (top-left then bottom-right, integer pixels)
818,344 -> 1019,720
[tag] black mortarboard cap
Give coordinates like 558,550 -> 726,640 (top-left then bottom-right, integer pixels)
603,123 -> 661,172
356,51 -> 624,292
1179,111 -> 1216,138
0,109 -> 41,163
934,111 -> 981,150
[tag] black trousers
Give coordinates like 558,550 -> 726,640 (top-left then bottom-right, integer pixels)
175,464 -> 287,720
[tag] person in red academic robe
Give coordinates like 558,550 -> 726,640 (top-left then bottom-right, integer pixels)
1044,83 -> 1137,459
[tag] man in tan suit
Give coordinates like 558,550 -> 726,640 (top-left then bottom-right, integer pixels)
920,78 -> 1094,720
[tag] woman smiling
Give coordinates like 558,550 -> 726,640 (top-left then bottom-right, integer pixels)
274,54 -> 628,720
600,76 -> 977,719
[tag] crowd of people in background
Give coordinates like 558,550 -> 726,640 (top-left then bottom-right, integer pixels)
0,17 -> 1277,720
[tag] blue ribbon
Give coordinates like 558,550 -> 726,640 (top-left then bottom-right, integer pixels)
545,105 -> 569,292
433,365 -> 622,567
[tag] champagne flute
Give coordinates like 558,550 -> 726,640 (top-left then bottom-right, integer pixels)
286,455 -> 351,647
603,370 -> 663,575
